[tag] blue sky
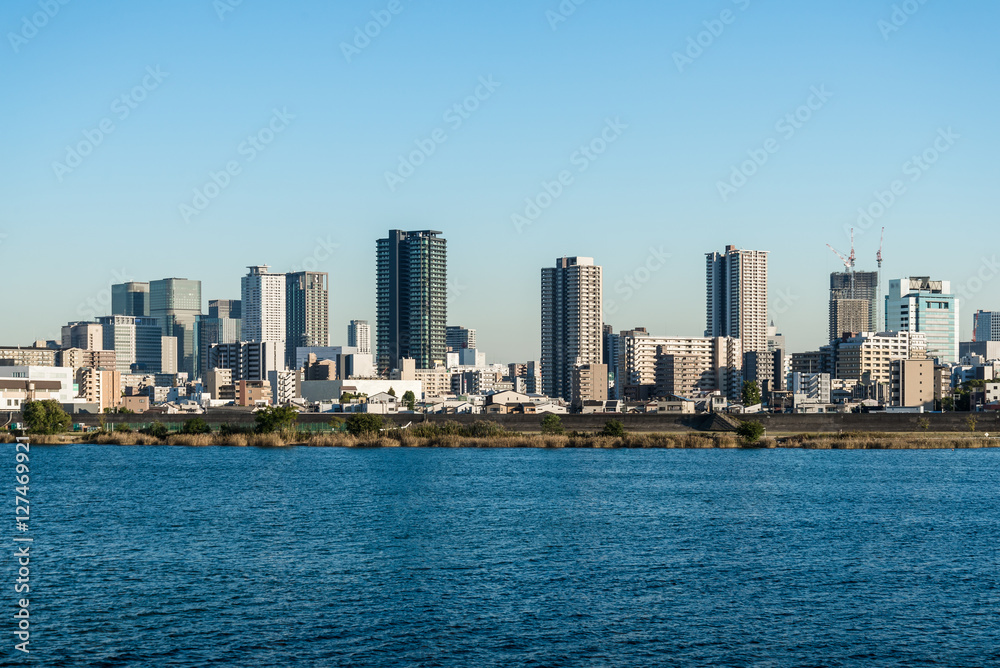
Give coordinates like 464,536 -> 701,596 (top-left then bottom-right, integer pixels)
1,0 -> 996,362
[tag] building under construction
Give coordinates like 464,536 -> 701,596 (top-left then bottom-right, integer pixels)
829,271 -> 879,341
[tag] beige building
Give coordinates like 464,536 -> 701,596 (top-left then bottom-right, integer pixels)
205,369 -> 234,401
541,257 -> 603,402
414,365 -> 453,399
59,348 -> 117,370
75,367 -> 122,412
572,363 -> 608,407
619,330 -> 742,401
890,359 -> 935,410
62,322 -> 104,350
836,331 -> 927,385
0,346 -> 57,367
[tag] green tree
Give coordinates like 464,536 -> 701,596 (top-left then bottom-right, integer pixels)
917,417 -> 930,432
735,420 -> 766,445
967,415 -> 978,433
113,422 -> 132,433
254,406 -> 299,434
141,422 -> 170,439
402,390 -> 416,411
181,417 -> 212,435
387,387 -> 396,397
601,419 -> 626,437
345,413 -> 385,436
21,400 -> 72,435
741,381 -> 762,407
540,414 -> 564,435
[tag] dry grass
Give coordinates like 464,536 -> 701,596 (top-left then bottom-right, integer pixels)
166,434 -> 215,447
782,433 -> 992,449
88,432 -> 161,446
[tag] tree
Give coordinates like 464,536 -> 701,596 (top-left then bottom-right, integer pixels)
21,400 -> 72,435
917,417 -> 930,432
601,419 -> 626,437
254,406 -> 299,434
345,413 -> 385,436
541,414 -> 564,435
141,422 -> 170,439
735,420 -> 766,445
967,415 -> 978,433
741,381 -> 762,407
387,387 -> 396,397
402,390 -> 416,411
181,417 -> 212,435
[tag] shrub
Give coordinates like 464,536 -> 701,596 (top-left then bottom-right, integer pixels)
113,422 -> 133,433
181,417 -> 212,435
22,400 -> 72,435
735,420 -> 766,445
600,419 -> 626,438
140,422 -> 169,439
345,413 -> 385,436
465,420 -> 507,438
219,423 -> 253,436
254,406 -> 299,434
541,414 -> 564,435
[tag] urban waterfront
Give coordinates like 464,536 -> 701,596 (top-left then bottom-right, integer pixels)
11,445 -> 999,666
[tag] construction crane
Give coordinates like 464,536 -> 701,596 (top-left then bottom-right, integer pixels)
827,228 -> 857,299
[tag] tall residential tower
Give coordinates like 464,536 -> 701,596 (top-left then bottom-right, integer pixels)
285,271 -> 329,367
706,245 -> 769,382
540,256 -> 603,402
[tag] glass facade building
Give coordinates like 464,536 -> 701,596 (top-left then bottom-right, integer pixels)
885,278 -> 959,365
150,278 -> 203,377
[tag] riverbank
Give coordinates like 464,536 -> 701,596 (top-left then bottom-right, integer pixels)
4,431 -> 998,449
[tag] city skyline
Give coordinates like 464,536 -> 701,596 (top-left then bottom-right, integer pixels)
2,1 -> 997,362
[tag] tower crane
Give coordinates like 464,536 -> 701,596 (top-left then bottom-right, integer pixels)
876,227 -> 885,331
827,228 -> 857,299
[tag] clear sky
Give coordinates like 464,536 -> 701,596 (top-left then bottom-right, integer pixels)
1,0 -> 997,362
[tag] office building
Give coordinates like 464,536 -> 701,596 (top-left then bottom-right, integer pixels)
150,278 -> 202,377
960,341 -> 1000,362
885,277 -> 959,364
540,256 -> 603,402
286,271 -> 329,368
98,316 -> 165,374
829,271 -> 879,339
111,282 -> 150,317
195,299 -> 242,378
706,245 -> 769,382
347,320 -> 371,356
974,311 -> 1000,342
603,324 -> 619,398
376,230 -> 447,373
446,326 -> 476,351
0,366 -> 77,410
208,341 -> 284,382
61,322 -> 104,350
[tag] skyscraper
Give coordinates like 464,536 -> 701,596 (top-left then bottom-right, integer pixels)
347,320 -> 371,355
885,277 -> 959,364
285,271 -> 329,367
446,326 -> 476,351
540,256 -> 603,402
111,282 -> 150,317
242,265 -> 286,341
150,278 -> 202,377
98,315 -> 165,374
706,245 -> 769,382
195,299 -> 242,378
974,310 -> 1000,342
829,270 -> 878,340
376,230 -> 447,373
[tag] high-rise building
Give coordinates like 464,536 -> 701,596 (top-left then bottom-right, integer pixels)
885,277 -> 959,364
348,320 -> 371,355
98,315 -> 164,374
706,245 -> 769,381
974,311 -> 1000,342
376,230 -> 447,373
150,278 -> 202,377
540,256 -> 603,402
829,271 -> 879,340
285,272 -> 329,367
195,299 -> 242,378
446,326 -> 476,351
61,322 -> 104,350
603,324 -> 619,398
208,341 -> 284,382
111,282 -> 150,317
242,265 -> 286,347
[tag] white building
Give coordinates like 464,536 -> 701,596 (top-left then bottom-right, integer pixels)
0,366 -> 77,411
241,265 -> 286,355
300,379 -> 423,403
540,256 -> 603,402
347,320 -> 371,356
706,245 -> 769,381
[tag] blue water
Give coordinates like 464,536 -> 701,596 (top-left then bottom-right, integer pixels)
5,446 -> 999,666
